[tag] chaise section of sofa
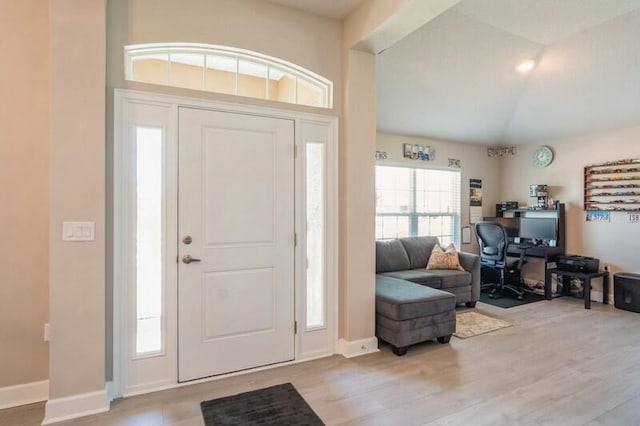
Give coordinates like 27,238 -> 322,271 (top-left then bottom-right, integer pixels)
375,275 -> 456,355
374,236 -> 480,355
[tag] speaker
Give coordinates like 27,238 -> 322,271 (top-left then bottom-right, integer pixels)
614,273 -> 640,313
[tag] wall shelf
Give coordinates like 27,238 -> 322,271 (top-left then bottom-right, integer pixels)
584,159 -> 640,212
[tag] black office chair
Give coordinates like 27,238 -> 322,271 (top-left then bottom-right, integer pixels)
475,221 -> 528,300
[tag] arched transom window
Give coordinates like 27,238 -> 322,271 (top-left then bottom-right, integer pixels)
125,43 -> 333,109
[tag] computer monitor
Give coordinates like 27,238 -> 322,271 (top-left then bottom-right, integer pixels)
484,217 -> 519,238
519,217 -> 556,241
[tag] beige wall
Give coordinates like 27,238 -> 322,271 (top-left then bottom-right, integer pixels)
0,0 -> 49,388
500,127 -> 640,298
339,0 -> 462,345
376,133 -> 501,254
49,0 -> 106,399
339,49 -> 377,341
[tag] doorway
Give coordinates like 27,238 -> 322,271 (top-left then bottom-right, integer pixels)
113,90 -> 338,397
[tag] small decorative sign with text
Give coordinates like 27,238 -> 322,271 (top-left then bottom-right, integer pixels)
629,213 -> 640,223
403,144 -> 434,161
586,211 -> 611,222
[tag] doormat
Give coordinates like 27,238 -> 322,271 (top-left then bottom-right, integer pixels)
479,290 -> 546,308
201,383 -> 324,426
453,311 -> 512,339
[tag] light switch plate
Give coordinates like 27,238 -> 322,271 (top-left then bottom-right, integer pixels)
62,221 -> 95,241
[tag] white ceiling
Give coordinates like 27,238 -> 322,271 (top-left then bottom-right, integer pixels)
377,0 -> 640,145
266,0 -> 363,19
264,0 -> 640,145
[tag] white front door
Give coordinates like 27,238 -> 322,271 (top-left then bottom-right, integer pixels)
177,107 -> 295,382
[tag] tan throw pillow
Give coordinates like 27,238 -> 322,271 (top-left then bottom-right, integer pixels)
426,243 -> 465,271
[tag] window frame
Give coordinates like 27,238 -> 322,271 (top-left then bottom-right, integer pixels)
124,43 -> 333,109
375,164 -> 461,246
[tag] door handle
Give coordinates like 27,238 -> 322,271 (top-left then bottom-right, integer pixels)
182,255 -> 201,264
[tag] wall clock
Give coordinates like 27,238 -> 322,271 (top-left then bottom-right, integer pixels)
532,146 -> 553,168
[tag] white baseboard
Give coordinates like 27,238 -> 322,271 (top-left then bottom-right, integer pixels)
590,290 -> 605,303
0,380 -> 48,410
338,337 -> 379,358
42,388 -> 109,425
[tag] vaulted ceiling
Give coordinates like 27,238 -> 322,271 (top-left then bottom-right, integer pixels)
266,0 -> 640,146
377,0 -> 640,145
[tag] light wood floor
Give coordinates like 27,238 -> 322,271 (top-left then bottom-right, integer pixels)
3,297 -> 640,426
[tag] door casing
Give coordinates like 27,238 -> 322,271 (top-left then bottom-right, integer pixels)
112,89 -> 339,399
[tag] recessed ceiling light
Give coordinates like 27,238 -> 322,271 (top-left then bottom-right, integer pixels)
516,59 -> 536,73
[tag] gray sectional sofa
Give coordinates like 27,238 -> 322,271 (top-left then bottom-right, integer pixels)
376,236 -> 480,306
375,236 -> 481,355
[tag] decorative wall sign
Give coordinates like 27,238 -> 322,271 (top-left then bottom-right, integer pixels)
375,151 -> 387,160
585,211 -> 611,222
448,158 -> 461,168
469,178 -> 483,224
487,147 -> 516,157
469,179 -> 482,206
403,144 -> 434,161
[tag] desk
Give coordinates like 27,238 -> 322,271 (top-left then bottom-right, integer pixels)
507,244 -> 564,295
545,268 -> 609,309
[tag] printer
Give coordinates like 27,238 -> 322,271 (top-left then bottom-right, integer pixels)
557,255 -> 599,273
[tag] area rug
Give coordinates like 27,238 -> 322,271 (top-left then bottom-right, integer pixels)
201,383 -> 324,425
479,290 -> 546,308
453,311 -> 512,339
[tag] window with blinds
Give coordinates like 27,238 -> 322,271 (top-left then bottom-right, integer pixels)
375,165 -> 461,246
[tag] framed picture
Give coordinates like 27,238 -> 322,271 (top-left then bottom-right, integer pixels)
403,144 -> 412,158
403,144 -> 435,161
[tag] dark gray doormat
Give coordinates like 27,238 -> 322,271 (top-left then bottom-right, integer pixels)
479,290 -> 546,308
200,383 -> 324,425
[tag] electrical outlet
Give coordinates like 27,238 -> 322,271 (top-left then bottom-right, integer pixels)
62,221 -> 95,241
44,323 -> 50,342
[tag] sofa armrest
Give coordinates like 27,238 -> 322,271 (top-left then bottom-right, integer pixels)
458,251 -> 481,302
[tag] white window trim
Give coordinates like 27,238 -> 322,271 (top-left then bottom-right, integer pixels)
124,43 -> 333,109
113,89 -> 338,398
375,164 -> 462,246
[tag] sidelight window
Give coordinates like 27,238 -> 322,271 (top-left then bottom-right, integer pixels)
134,127 -> 164,356
305,142 -> 325,329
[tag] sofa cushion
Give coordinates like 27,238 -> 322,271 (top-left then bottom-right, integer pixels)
376,310 -> 456,348
376,239 -> 411,273
379,270 -> 442,288
426,243 -> 465,271
399,236 -> 440,269
375,275 -> 456,321
428,269 -> 472,289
